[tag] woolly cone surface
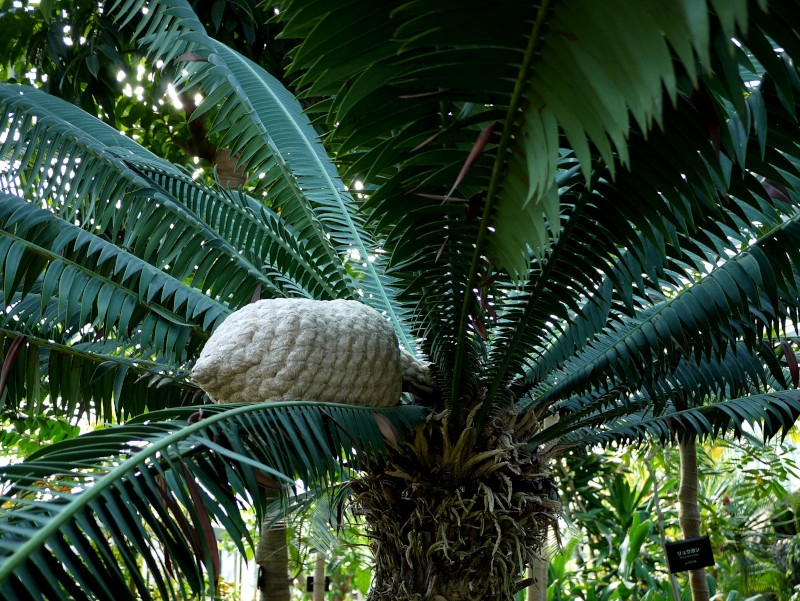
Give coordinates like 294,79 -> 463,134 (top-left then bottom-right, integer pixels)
193,299 -> 404,407
352,408 -> 560,601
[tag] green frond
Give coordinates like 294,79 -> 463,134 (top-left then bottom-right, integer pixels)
0,402 -> 428,601
531,390 -> 800,449
272,0 -> 793,414
0,323 -> 193,421
0,84 -> 302,303
0,192 -> 227,337
137,166 -> 354,302
108,0 -> 412,349
534,340 -> 785,445
482,34 -> 800,420
523,207 -> 800,410
0,191 -> 216,419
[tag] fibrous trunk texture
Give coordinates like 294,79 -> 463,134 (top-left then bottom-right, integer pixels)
353,408 -> 561,601
678,437 -> 709,601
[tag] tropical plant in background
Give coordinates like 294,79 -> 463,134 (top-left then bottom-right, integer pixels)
3,1 -> 800,601
550,438 -> 800,600
207,493 -> 373,601
285,491 -> 375,600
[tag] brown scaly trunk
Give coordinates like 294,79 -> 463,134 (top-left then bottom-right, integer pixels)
352,407 -> 561,601
256,489 -> 290,601
678,436 -> 709,601
214,148 -> 247,189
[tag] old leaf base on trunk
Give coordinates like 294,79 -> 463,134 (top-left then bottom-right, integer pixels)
352,408 -> 561,601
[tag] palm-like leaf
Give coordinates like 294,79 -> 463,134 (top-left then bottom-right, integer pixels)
109,0 -> 412,349
3,1 -> 800,599
0,403 -> 427,601
491,0 -> 747,274
535,390 -> 800,450
487,11 -> 800,429
274,0 -> 799,411
0,84 -> 336,303
0,79 -> 379,418
524,201 -> 800,404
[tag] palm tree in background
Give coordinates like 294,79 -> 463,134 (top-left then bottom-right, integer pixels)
3,1 -> 800,600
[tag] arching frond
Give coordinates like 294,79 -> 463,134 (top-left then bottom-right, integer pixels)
109,0 -> 412,349
273,0 -> 774,410
486,61 -> 800,410
530,391 -> 800,449
0,402 -> 428,601
520,201 -> 800,412
0,84 -> 351,304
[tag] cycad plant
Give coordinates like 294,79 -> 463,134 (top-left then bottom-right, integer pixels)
3,1 -> 800,600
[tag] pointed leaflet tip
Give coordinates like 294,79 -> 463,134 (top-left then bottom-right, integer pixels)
445,122 -> 497,200
175,51 -> 209,63
435,236 -> 450,263
781,339 -> 799,389
0,336 -> 26,400
253,469 -> 283,490
180,462 -> 221,590
373,413 -> 400,448
411,132 -> 442,153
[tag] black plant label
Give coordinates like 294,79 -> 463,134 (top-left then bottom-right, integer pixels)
665,535 -> 715,573
306,576 -> 331,592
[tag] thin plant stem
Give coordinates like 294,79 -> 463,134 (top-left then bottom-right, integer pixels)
644,447 -> 681,601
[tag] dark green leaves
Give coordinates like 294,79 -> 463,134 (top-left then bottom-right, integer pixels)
0,402 -> 428,601
110,0 -> 413,349
533,391 -> 800,449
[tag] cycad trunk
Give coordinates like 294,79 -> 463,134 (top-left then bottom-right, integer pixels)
354,408 -> 560,601
213,148 -> 247,189
678,436 -> 709,601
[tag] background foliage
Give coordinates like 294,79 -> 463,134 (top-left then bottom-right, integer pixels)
4,0 -> 800,599
549,436 -> 800,600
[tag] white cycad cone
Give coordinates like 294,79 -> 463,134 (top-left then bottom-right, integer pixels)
193,298 -> 427,407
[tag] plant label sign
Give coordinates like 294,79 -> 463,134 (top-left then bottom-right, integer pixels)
665,535 -> 715,573
306,576 -> 331,592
